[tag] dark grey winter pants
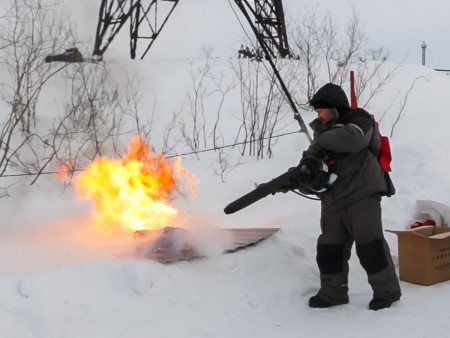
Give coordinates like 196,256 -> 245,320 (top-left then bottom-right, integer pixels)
316,194 -> 401,304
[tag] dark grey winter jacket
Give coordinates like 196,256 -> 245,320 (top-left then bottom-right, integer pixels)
307,108 -> 388,208
307,109 -> 387,207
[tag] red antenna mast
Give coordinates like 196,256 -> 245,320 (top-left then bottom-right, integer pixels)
350,70 -> 358,109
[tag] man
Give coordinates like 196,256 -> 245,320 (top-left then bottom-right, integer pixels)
305,83 -> 401,311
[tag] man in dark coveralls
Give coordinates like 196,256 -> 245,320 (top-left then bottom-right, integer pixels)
305,83 -> 401,311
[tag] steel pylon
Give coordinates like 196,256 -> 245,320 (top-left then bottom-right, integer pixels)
93,0 -> 179,60
235,0 -> 292,59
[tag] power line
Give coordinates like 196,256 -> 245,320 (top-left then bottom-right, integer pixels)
0,130 -> 302,179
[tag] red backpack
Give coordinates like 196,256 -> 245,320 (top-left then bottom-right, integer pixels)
350,71 -> 392,172
372,119 -> 392,172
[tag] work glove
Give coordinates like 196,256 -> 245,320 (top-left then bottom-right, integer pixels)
296,155 -> 336,194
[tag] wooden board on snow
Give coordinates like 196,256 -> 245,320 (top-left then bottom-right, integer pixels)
134,227 -> 280,263
222,228 -> 280,252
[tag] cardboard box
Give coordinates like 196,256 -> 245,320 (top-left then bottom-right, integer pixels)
387,226 -> 450,285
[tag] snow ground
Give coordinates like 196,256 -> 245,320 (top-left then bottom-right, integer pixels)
2,13 -> 450,337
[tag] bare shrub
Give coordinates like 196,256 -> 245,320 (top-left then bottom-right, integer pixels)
0,0 -> 74,193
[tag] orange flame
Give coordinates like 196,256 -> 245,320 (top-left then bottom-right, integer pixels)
71,136 -> 197,233
56,162 -> 75,181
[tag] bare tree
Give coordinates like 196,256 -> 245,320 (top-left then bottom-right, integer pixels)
388,76 -> 426,138
123,74 -> 156,143
209,68 -> 236,150
289,5 -> 393,106
0,0 -> 74,194
175,48 -> 236,153
50,62 -> 126,181
183,46 -> 216,150
231,58 -> 292,159
162,111 -> 183,156
214,146 -> 241,183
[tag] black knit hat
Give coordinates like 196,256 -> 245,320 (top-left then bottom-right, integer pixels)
309,83 -> 350,112
309,101 -> 335,109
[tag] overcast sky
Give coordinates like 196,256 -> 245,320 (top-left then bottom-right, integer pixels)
290,0 -> 450,69
63,0 -> 450,69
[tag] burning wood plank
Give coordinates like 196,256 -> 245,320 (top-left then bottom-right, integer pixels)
134,227 -> 280,263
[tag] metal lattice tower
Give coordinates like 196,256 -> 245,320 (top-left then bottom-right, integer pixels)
254,0 -> 290,58
235,0 -> 291,59
93,0 -> 179,60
